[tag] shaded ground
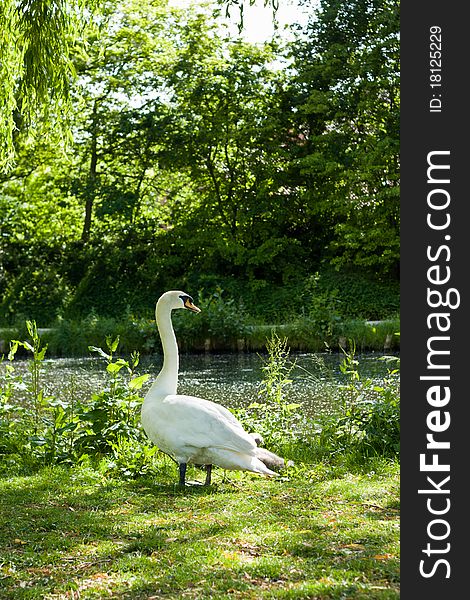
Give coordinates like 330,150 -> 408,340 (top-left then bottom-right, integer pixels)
0,464 -> 399,599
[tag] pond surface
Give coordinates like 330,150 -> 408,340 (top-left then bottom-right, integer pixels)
9,351 -> 399,417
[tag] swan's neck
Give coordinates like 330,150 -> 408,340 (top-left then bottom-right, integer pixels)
150,302 -> 179,398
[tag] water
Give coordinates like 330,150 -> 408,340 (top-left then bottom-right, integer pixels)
7,351 -> 399,417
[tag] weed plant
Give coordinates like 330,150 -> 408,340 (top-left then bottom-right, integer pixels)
0,325 -> 154,475
235,334 -> 303,455
314,343 -> 400,462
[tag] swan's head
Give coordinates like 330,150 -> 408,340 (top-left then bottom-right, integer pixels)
157,290 -> 201,313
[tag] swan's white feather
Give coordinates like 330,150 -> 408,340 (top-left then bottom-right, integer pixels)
142,393 -> 277,474
141,290 -> 281,481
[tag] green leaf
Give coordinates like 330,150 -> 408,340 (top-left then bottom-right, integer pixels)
23,341 -> 34,353
107,362 -> 124,374
106,335 -> 120,352
8,341 -> 19,360
128,374 -> 150,390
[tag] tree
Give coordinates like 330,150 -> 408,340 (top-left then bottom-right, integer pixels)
0,0 -> 97,170
0,0 -> 281,171
288,0 -> 400,276
151,16 -> 307,283
0,0 -> 400,324
65,0 -> 173,241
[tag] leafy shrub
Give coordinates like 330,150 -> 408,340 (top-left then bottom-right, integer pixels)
0,265 -> 70,326
0,324 -> 151,473
312,268 -> 399,320
236,334 -> 303,454
72,337 -> 149,455
316,347 -> 400,460
173,288 -> 249,350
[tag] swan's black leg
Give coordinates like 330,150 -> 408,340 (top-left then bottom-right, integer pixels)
178,462 -> 187,486
204,464 -> 212,486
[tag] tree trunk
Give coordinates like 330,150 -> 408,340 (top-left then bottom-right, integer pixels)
81,100 -> 99,243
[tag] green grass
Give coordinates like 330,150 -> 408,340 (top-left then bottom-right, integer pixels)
0,461 -> 399,599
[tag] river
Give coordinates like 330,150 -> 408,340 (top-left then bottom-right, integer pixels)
8,351 -> 399,417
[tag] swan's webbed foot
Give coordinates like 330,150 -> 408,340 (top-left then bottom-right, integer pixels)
204,464 -> 212,486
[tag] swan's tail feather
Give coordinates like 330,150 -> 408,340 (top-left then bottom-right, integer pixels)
250,456 -> 278,477
254,447 -> 285,473
249,432 -> 285,473
249,432 -> 265,447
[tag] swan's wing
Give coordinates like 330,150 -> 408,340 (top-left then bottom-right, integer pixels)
157,394 -> 256,454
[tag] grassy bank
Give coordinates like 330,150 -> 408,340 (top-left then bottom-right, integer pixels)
0,317 -> 400,357
0,460 -> 399,599
1,274 -> 399,356
0,328 -> 400,597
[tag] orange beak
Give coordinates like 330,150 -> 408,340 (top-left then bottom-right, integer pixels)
184,298 -> 201,313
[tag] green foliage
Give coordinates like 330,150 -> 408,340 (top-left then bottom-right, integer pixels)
0,354 -> 29,465
9,320 -> 50,427
316,344 -> 400,460
0,262 -> 70,326
0,321 -> 70,470
335,319 -> 400,352
289,0 -> 400,276
50,314 -> 157,356
315,268 -> 400,320
75,337 -> 149,455
0,0 -> 96,169
0,0 -> 399,329
103,436 -> 160,479
0,324 -> 152,472
236,334 -> 400,466
173,289 -> 249,350
236,334 -> 303,453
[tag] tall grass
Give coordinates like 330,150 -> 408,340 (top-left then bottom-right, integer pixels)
235,334 -> 400,469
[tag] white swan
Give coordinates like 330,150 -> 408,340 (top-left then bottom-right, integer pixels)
141,290 -> 284,486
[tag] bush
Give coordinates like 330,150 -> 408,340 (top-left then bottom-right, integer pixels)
0,265 -> 70,326
315,347 -> 400,460
0,325 -> 152,473
235,334 -> 304,455
312,268 -> 399,320
173,288 -> 249,350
